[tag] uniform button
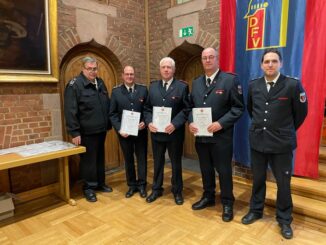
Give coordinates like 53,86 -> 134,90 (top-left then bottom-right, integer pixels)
265,110 -> 268,113
265,102 -> 269,105
205,94 -> 207,97
264,119 -> 267,122
163,99 -> 165,101
263,127 -> 266,130
131,103 -> 133,105
203,102 -> 206,105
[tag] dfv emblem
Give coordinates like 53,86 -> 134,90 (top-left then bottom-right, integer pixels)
244,0 -> 289,50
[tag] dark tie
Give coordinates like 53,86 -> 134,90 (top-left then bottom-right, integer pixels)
267,81 -> 274,92
128,87 -> 132,93
163,82 -> 168,91
206,78 -> 211,87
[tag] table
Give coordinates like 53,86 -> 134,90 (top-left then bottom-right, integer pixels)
0,146 -> 86,206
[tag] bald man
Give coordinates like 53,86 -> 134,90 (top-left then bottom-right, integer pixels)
188,48 -> 244,221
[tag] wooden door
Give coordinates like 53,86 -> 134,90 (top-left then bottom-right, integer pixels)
182,56 -> 204,159
63,53 -> 123,170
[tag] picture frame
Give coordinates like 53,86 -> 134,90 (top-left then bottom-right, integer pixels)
0,0 -> 58,82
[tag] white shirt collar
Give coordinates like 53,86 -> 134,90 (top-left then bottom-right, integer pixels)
162,78 -> 173,90
264,72 -> 280,85
206,69 -> 219,82
124,83 -> 135,92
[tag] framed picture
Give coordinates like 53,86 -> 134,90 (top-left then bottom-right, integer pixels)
0,0 -> 58,82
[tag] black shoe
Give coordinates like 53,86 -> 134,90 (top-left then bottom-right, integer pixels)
192,197 -> 215,210
146,191 -> 163,203
84,189 -> 97,202
96,185 -> 113,193
222,205 -> 233,222
174,193 -> 184,205
241,212 -> 262,225
279,224 -> 293,239
125,187 -> 138,198
138,186 -> 147,198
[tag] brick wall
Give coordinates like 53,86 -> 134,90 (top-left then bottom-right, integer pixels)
58,0 -> 146,83
148,0 -> 219,80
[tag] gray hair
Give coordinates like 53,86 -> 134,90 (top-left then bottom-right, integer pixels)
159,57 -> 175,69
82,56 -> 97,67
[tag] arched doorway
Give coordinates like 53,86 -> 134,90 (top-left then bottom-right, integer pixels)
60,41 -> 124,177
169,42 -> 204,159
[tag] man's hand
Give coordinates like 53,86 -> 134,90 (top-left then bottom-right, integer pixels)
165,123 -> 175,135
189,122 -> 198,135
207,121 -> 222,133
148,122 -> 158,133
72,136 -> 81,145
119,131 -> 129,138
138,121 -> 145,130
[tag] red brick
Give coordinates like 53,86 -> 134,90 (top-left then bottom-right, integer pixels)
12,130 -> 23,136
0,108 -> 9,113
29,134 -> 39,140
33,127 -> 51,133
24,129 -> 32,134
28,123 -> 38,128
23,117 -> 43,123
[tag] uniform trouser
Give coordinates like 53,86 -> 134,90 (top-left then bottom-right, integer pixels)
250,149 -> 293,225
151,138 -> 183,194
195,142 -> 234,206
118,130 -> 148,188
80,132 -> 107,190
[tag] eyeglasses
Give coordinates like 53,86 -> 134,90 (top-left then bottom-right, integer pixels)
201,55 -> 217,61
84,67 -> 98,72
124,73 -> 134,76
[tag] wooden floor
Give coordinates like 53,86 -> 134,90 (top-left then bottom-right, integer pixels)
0,166 -> 325,244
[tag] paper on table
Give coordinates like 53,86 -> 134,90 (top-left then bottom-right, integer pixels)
192,107 -> 213,136
120,110 -> 141,136
152,106 -> 172,133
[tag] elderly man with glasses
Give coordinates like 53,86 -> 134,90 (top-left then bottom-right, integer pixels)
64,56 -> 112,202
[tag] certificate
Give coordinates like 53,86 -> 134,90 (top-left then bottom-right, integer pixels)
153,106 -> 172,133
120,110 -> 141,136
192,107 -> 213,136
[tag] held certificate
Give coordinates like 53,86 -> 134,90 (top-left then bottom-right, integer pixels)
153,106 -> 172,133
120,110 -> 141,136
192,107 -> 213,136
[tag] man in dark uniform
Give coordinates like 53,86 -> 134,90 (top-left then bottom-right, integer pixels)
64,56 -> 112,202
110,65 -> 148,198
144,57 -> 190,205
241,48 -> 308,239
189,47 -> 244,222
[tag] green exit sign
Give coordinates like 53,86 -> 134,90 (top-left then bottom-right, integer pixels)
179,26 -> 194,38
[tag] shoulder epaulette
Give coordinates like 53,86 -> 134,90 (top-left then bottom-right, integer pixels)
112,83 -> 123,89
286,75 -> 299,81
225,71 -> 237,76
135,83 -> 147,87
150,80 -> 159,84
179,80 -> 188,84
68,77 -> 77,86
250,77 -> 262,82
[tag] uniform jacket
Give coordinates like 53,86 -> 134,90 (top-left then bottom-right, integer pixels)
247,74 -> 308,153
64,72 -> 111,137
188,71 -> 244,143
109,83 -> 148,136
144,78 -> 190,142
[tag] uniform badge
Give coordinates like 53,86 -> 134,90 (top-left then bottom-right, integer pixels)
237,85 -> 242,94
215,89 -> 224,94
139,97 -> 144,102
300,92 -> 306,103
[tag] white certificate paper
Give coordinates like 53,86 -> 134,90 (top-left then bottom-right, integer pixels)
153,106 -> 172,133
120,110 -> 141,136
193,107 -> 213,136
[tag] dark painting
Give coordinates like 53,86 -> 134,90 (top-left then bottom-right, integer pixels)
0,0 -> 48,72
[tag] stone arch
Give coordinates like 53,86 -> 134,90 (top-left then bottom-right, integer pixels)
195,29 -> 219,50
